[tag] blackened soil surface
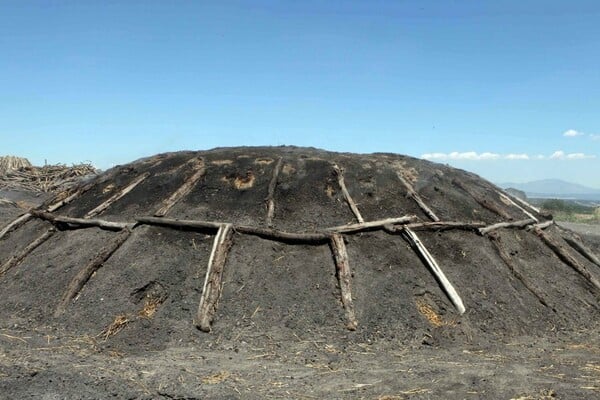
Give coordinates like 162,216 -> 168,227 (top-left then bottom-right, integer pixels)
1,147 -> 600,398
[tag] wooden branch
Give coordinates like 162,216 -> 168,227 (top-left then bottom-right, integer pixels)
265,157 -> 283,226
504,192 -> 541,213
85,172 -> 150,218
46,182 -> 95,213
154,158 -> 205,217
479,218 -> 536,236
55,229 -> 132,316
401,228 -> 466,314
325,215 -> 416,233
396,173 -> 440,222
0,229 -> 56,277
533,227 -> 600,292
529,220 -> 554,230
234,225 -> 331,243
386,221 -> 486,233
196,224 -> 234,332
488,233 -> 548,307
333,164 -> 364,224
0,182 -> 96,241
30,210 -> 131,231
452,179 -> 512,220
497,191 -> 538,222
0,213 -> 33,240
136,216 -> 222,231
330,233 -> 358,330
562,235 -> 600,269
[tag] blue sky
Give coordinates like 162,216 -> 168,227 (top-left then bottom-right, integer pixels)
1,1 -> 599,187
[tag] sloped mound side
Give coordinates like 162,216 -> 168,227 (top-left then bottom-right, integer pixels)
0,146 -> 598,352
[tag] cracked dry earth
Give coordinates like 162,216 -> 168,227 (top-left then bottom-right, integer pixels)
1,146 -> 599,399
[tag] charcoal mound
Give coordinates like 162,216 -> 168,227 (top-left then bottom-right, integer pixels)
0,146 -> 598,352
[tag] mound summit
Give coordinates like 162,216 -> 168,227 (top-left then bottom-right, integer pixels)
0,146 -> 598,351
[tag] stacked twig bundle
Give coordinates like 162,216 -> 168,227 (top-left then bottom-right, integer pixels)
0,156 -> 97,193
0,156 -> 32,174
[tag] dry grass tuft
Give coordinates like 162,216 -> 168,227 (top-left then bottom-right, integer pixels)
415,299 -> 455,327
202,370 -> 231,384
138,297 -> 162,319
101,315 -> 130,340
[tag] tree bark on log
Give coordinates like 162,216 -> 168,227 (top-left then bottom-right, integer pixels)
265,157 -> 283,226
452,179 -> 513,220
55,229 -> 132,316
488,233 -> 548,307
0,228 -> 56,277
85,172 -> 150,218
30,210 -> 131,231
401,227 -> 466,314
329,233 -> 358,330
396,173 -> 440,222
333,164 -> 364,224
479,219 -> 536,235
533,227 -> 600,292
154,158 -> 205,217
195,224 -> 234,332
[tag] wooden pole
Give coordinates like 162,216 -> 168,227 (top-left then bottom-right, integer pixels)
529,220 -> 554,230
401,228 -> 466,314
503,191 -> 541,213
533,227 -> 600,292
196,224 -> 234,332
234,225 -> 330,243
386,221 -> 486,233
46,182 -> 95,213
265,157 -> 283,226
85,172 -> 150,218
396,173 -> 440,222
0,213 -> 32,240
479,218 -> 536,235
0,180 -> 96,240
333,164 -> 364,224
0,228 -> 56,277
30,210 -> 131,231
55,229 -> 132,316
330,233 -> 358,330
136,216 -> 223,231
325,215 -> 416,233
497,191 -> 538,222
154,158 -> 205,217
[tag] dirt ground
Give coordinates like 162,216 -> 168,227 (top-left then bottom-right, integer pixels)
0,324 -> 599,399
1,147 -> 600,399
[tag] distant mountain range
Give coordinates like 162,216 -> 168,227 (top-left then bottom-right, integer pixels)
499,179 -> 600,200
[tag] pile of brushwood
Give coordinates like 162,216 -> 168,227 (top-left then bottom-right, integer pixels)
0,155 -> 98,193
